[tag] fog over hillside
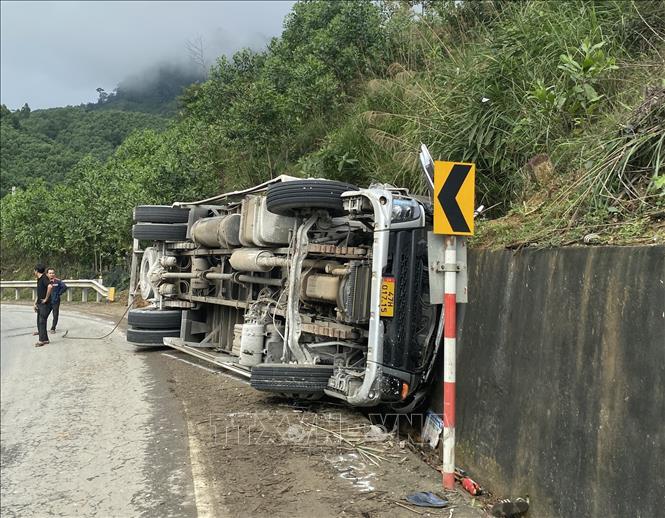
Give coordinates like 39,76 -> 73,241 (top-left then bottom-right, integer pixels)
0,1 -> 295,109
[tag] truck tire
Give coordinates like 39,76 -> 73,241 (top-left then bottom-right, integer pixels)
266,180 -> 356,217
132,223 -> 187,241
250,364 -> 334,394
128,308 -> 182,329
126,326 -> 180,345
133,205 -> 190,223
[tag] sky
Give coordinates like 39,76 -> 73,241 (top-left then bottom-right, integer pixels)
0,1 -> 295,110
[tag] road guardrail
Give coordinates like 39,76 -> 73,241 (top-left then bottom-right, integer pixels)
0,279 -> 116,303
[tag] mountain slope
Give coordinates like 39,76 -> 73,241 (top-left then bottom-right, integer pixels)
0,106 -> 168,195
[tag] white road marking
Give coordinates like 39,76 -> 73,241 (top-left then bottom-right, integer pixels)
160,351 -> 242,516
161,352 -> 247,383
185,418 -> 215,518
161,353 -> 219,374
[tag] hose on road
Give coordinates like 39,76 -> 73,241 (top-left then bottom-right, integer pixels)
62,300 -> 135,340
63,277 -> 140,340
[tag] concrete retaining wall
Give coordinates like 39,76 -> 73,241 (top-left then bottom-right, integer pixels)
429,245 -> 664,517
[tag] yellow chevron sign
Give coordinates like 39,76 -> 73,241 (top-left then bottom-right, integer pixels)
433,161 -> 475,236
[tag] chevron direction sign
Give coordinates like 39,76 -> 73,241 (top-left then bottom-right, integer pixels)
433,161 -> 475,236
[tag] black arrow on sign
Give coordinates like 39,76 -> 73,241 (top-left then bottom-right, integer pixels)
438,163 -> 471,233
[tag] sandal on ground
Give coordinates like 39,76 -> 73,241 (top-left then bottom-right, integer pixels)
405,492 -> 449,508
34,341 -> 49,347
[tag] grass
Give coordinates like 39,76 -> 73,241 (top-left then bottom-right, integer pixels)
312,0 -> 665,247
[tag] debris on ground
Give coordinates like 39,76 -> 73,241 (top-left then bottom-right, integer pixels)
455,468 -> 483,496
421,411 -> 443,449
306,421 -> 393,466
490,497 -> 530,517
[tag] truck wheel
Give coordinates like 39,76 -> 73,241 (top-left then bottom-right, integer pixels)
132,223 -> 187,241
128,308 -> 182,329
250,364 -> 334,394
266,180 -> 356,217
139,247 -> 160,300
133,205 -> 190,223
126,326 -> 180,345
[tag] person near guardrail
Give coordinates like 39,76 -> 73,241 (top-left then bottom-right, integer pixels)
46,268 -> 67,333
33,264 -> 53,347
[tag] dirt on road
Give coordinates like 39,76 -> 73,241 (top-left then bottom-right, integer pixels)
56,302 -> 486,518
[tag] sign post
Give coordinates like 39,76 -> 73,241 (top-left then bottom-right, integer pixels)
433,160 -> 475,490
442,234 -> 457,489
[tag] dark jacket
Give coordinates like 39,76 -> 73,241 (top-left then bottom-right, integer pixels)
50,278 -> 68,304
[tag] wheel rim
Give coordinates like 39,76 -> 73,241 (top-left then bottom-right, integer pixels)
139,247 -> 160,300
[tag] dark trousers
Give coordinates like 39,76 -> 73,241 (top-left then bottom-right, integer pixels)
50,302 -> 60,331
37,302 -> 52,342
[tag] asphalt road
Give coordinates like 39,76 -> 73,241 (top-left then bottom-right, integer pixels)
0,305 -> 200,518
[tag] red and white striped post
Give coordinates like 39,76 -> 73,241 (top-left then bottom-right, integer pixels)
442,235 -> 457,489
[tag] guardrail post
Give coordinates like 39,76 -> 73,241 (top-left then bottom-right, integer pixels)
67,290 -> 72,302
96,291 -> 101,303
82,288 -> 88,303
15,288 -> 19,300
32,288 -> 36,300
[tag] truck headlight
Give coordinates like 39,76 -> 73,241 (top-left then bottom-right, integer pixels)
391,198 -> 421,223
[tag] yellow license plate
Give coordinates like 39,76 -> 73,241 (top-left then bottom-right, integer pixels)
380,277 -> 395,317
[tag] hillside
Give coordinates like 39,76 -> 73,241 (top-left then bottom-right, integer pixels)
0,61 -> 203,197
0,105 -> 167,196
1,0 -> 663,279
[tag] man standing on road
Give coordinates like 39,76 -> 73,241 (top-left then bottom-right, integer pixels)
33,264 -> 52,347
46,268 -> 67,333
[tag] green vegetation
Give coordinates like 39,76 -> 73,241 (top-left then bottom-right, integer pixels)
2,0 -> 663,281
1,105 -> 167,196
0,62 -> 200,196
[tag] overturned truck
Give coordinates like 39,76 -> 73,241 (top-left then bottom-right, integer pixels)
128,175 -> 451,408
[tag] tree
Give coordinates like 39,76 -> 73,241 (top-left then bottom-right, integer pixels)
96,87 -> 109,104
186,36 -> 208,79
18,103 -> 31,118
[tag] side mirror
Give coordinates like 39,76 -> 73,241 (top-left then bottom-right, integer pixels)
419,144 -> 435,195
